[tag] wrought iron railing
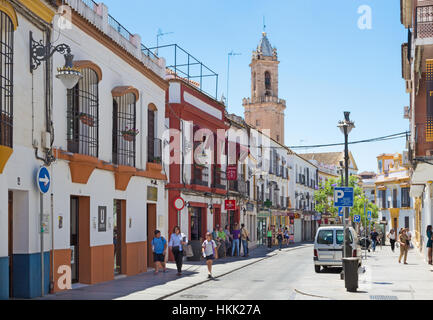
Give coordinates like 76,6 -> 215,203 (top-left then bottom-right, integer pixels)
212,169 -> 226,190
148,44 -> 219,100
148,137 -> 162,164
193,164 -> 209,186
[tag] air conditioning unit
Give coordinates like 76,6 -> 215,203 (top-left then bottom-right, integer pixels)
404,106 -> 410,119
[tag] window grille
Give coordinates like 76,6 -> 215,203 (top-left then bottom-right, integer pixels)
113,93 -> 136,166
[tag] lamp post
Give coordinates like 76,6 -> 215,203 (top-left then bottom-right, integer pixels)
337,112 -> 355,259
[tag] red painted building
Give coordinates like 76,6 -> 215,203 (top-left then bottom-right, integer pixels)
165,78 -> 228,259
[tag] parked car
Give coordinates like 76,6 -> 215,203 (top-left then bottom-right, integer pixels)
313,225 -> 362,273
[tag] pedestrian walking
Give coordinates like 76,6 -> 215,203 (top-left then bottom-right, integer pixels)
231,223 -> 241,257
427,225 -> 433,265
284,227 -> 290,247
267,226 -> 273,249
202,232 -> 218,279
217,226 -> 227,258
168,226 -> 188,276
240,223 -> 250,257
370,228 -> 379,252
277,228 -> 283,251
151,230 -> 167,274
387,229 -> 396,252
398,228 -> 409,264
224,225 -> 232,256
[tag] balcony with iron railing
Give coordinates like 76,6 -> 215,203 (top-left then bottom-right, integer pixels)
193,163 -> 209,186
416,5 -> 433,39
212,168 -> 227,190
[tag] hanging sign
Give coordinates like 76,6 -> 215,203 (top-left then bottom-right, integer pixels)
225,199 -> 236,210
226,165 -> 237,181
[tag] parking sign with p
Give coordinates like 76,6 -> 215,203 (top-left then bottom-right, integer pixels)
334,187 -> 354,208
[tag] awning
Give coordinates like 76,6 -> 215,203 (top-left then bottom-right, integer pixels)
412,162 -> 433,184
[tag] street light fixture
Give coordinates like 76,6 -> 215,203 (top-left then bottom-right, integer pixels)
30,31 -> 82,89
337,112 -> 355,259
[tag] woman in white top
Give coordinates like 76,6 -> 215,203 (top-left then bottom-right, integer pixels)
202,232 -> 218,279
387,229 -> 396,253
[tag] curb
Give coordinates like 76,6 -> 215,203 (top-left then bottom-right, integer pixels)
156,244 -> 312,300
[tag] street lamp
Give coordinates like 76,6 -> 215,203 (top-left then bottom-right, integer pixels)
30,31 -> 82,89
337,111 -> 355,259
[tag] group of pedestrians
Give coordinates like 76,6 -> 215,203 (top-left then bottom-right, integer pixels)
212,223 -> 250,258
151,224 -> 251,279
384,227 -> 413,264
267,226 -> 291,251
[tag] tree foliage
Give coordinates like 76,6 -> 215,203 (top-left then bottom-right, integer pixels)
314,175 -> 379,226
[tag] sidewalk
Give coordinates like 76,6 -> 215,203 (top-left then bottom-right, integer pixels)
37,243 -> 311,300
294,244 -> 433,300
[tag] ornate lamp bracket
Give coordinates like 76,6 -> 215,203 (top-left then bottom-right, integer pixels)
30,31 -> 72,73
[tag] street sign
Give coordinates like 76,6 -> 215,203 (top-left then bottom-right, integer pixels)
36,166 -> 51,194
173,197 -> 185,211
354,214 -> 361,223
334,187 -> 354,207
226,165 -> 237,181
338,207 -> 343,217
367,211 -> 372,221
225,199 -> 236,210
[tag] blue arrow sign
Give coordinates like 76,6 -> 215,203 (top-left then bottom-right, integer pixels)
334,187 -> 354,207
37,166 -> 51,194
367,211 -> 372,221
354,214 -> 361,223
338,207 -> 343,217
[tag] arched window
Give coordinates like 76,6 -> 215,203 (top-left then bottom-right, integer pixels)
147,104 -> 160,163
0,10 -> 14,148
265,71 -> 271,91
67,68 -> 99,157
113,92 -> 137,166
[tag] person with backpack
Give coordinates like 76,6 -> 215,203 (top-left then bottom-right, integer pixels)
202,232 -> 218,279
151,230 -> 167,274
240,223 -> 250,257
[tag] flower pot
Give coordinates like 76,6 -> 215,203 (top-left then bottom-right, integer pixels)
122,133 -> 135,142
79,114 -> 95,127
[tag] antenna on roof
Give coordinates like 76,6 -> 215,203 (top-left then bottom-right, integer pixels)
155,28 -> 174,55
263,16 -> 266,33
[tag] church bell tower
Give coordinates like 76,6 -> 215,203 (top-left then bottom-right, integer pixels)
243,32 -> 286,144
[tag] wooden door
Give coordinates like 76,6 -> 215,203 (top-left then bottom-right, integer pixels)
8,191 -> 13,297
70,197 -> 79,284
147,204 -> 157,268
114,200 -> 122,275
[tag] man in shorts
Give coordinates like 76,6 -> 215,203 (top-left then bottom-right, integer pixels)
151,230 -> 167,274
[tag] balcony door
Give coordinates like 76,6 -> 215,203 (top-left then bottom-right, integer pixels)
147,104 -> 157,163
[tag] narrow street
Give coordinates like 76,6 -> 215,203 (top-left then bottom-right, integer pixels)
37,243 -> 433,300
166,244 -> 433,301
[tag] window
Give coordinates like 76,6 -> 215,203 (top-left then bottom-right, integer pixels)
265,71 -> 271,90
67,68 -> 99,157
0,11 -> 14,148
393,189 -> 398,208
113,92 -> 137,167
317,230 -> 333,245
336,230 -> 353,245
405,216 -> 409,229
148,104 -> 161,163
401,187 -> 410,207
256,119 -> 260,126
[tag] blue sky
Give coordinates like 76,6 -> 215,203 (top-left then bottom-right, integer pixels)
103,0 -> 408,173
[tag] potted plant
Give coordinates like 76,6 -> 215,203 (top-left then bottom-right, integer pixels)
79,112 -> 95,127
121,127 -> 139,142
153,157 -> 161,164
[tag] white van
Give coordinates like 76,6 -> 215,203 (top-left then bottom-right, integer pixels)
313,225 -> 362,273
